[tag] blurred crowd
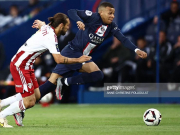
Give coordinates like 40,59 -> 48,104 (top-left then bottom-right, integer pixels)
0,0 -> 54,33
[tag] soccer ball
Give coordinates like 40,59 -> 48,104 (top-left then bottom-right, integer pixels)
143,108 -> 162,126
40,93 -> 53,103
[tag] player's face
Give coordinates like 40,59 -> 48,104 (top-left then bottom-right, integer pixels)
100,7 -> 115,24
58,18 -> 70,36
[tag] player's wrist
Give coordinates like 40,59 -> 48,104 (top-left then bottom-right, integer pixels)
76,58 -> 81,63
135,48 -> 140,53
76,21 -> 83,24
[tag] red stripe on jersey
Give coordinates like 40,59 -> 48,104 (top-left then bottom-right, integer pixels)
51,26 -> 57,43
51,26 -> 55,32
95,25 -> 102,33
19,52 -> 38,68
12,51 -> 25,64
28,53 -> 43,69
54,34 -> 58,43
103,25 -> 108,36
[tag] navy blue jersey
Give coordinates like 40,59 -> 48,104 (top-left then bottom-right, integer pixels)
68,9 -> 137,55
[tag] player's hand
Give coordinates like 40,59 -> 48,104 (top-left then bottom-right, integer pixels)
78,55 -> 92,63
77,21 -> 85,30
136,50 -> 147,59
32,20 -> 46,29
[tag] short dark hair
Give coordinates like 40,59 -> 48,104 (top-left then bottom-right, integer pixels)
48,13 -> 68,28
99,2 -> 114,9
137,37 -> 146,42
171,1 -> 179,6
10,5 -> 18,9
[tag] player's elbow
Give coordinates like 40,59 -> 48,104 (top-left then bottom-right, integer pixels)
52,54 -> 64,64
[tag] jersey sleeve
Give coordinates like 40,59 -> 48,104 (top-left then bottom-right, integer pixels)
68,9 -> 94,23
43,34 -> 60,54
111,22 -> 137,51
110,22 -> 120,35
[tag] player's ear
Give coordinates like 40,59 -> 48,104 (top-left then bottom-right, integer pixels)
98,7 -> 104,14
58,23 -> 64,30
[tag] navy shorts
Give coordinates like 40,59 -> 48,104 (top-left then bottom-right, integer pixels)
53,45 -> 92,77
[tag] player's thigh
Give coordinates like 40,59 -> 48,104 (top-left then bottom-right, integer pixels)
48,73 -> 63,84
30,71 -> 40,100
10,63 -> 35,97
80,62 -> 100,73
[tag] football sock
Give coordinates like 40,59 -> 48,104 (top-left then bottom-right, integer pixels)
66,71 -> 104,85
0,93 -> 22,107
0,100 -> 25,118
39,81 -> 56,100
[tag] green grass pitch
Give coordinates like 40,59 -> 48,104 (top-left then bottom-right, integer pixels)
1,104 -> 180,135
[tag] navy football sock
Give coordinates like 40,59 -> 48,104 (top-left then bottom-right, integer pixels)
67,71 -> 104,85
39,81 -> 56,100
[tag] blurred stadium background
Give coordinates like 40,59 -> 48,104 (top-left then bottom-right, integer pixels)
0,0 -> 180,105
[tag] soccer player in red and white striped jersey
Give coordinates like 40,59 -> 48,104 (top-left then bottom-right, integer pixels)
0,13 -> 91,127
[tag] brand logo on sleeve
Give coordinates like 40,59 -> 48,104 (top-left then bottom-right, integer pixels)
114,27 -> 118,30
85,10 -> 92,16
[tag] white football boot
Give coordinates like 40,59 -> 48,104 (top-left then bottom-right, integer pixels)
0,118 -> 13,128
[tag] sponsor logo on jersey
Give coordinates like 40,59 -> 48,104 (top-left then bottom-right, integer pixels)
89,33 -> 104,44
15,85 -> 22,88
85,10 -> 92,16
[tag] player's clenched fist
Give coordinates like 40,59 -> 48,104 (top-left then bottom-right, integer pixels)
78,55 -> 92,63
77,21 -> 85,30
32,20 -> 46,29
136,50 -> 147,59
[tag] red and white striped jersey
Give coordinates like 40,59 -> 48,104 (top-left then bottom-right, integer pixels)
11,25 -> 60,70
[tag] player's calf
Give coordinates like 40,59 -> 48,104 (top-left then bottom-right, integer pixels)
23,94 -> 36,109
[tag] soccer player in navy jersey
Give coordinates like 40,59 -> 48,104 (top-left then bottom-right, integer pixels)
52,2 -> 147,100
14,2 -> 147,126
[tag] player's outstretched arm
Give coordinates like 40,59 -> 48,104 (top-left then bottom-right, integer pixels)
52,54 -> 91,64
32,20 -> 46,29
114,30 -> 147,59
